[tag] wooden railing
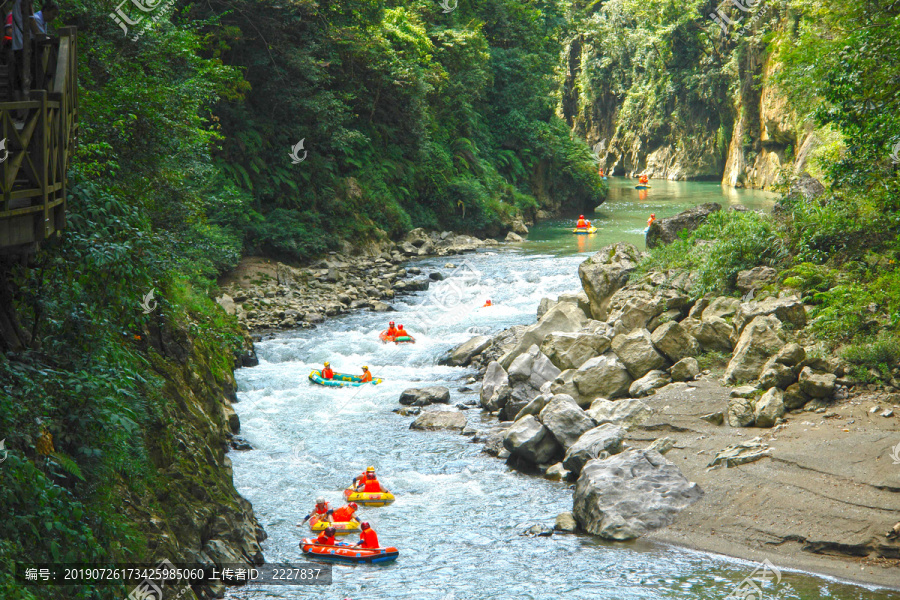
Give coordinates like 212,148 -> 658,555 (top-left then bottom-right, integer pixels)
0,27 -> 77,253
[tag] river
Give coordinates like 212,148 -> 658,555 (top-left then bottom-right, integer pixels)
225,179 -> 893,600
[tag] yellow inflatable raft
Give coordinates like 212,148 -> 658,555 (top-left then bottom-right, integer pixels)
343,488 -> 396,507
309,515 -> 361,535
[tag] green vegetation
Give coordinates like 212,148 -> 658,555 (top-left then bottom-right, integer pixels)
637,0 -> 900,380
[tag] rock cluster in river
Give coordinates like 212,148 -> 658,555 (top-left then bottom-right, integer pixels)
216,229 -> 499,332
441,236 -> 869,540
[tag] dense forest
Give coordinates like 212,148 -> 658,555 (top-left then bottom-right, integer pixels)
1,0 -> 899,597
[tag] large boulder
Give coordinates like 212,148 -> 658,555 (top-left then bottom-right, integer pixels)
724,315 -> 785,384
539,395 -> 597,449
758,360 -> 796,390
399,386 -> 451,406
587,398 -> 652,429
499,303 -> 590,369
573,354 -> 633,400
513,394 -> 551,421
650,321 -> 701,363
701,297 -> 741,322
508,345 -> 562,390
541,332 -> 612,371
578,243 -> 641,320
410,409 -> 466,431
683,316 -> 734,353
733,296 -> 807,335
604,289 -> 665,333
562,424 -> 625,475
736,267 -> 778,293
727,396 -> 756,427
646,203 -> 721,249
572,450 -> 704,540
670,357 -> 700,382
441,336 -> 492,367
628,370 -> 672,398
503,416 -> 560,465
480,361 -> 510,412
611,329 -> 669,379
754,387 -> 785,427
773,342 -> 806,367
798,367 -> 836,398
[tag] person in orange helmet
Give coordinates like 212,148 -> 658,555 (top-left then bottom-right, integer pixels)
638,174 -> 649,185
396,324 -> 409,337
360,366 -> 373,383
321,362 -> 334,379
355,522 -> 379,549
385,321 -> 398,340
315,526 -> 337,546
354,466 -> 387,493
576,214 -> 590,229
328,502 -> 359,523
647,213 -> 656,228
483,299 -> 492,307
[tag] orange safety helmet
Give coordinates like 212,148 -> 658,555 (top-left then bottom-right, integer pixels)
579,215 -> 584,219
650,213 -> 655,217
348,502 -> 358,510
389,321 -> 395,326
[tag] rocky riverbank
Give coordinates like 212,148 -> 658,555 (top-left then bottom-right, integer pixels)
435,238 -> 900,589
215,229 -> 501,334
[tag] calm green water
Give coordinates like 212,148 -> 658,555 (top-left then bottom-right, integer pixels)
225,181 -> 897,600
525,177 -> 777,256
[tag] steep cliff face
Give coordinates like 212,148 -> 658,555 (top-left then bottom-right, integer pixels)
560,4 -> 816,190
131,317 -> 265,597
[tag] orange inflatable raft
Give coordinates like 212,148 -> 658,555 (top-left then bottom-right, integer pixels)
300,538 -> 399,564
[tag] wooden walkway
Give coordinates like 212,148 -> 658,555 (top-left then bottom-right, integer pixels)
0,27 -> 77,254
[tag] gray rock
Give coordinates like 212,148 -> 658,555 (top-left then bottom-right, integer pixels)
646,436 -> 675,454
395,406 -> 422,416
513,394 -> 551,421
508,344 -> 562,390
628,370 -> 672,398
727,396 -> 756,427
573,449 -> 704,540
545,463 -> 570,482
554,512 -> 578,532
708,437 -> 771,468
522,524 -> 553,537
611,329 -> 669,379
216,294 -> 237,315
736,267 -> 778,293
578,243 -> 641,320
798,367 -> 836,398
499,303 -> 589,369
684,316 -> 734,353
573,353 -> 633,400
541,332 -> 612,371
399,386 -> 451,406
646,203 -> 721,249
505,231 -> 525,243
562,424 -> 625,475
410,410 -> 466,431
503,416 -> 559,464
758,361 -> 796,390
730,385 -> 760,399
724,315 -> 785,384
480,361 -> 510,412
783,383 -> 810,410
733,296 -> 807,335
702,297 -> 741,322
670,357 -> 700,382
605,290 -> 665,333
442,336 -> 492,367
587,398 -> 652,429
754,387 -> 785,428
700,411 -> 725,426
650,321 -> 701,363
539,395 -> 596,449
773,342 -> 806,367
